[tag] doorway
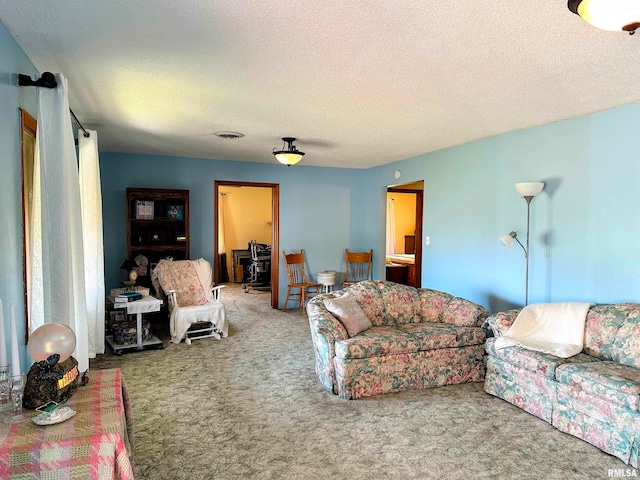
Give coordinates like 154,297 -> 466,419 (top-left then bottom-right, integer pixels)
385,181 -> 424,288
214,181 -> 279,309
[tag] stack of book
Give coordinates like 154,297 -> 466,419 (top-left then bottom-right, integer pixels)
114,292 -> 143,303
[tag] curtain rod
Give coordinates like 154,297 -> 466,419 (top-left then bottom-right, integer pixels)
18,72 -> 90,138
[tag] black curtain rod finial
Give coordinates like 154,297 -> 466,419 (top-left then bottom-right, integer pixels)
19,71 -> 91,139
18,72 -> 57,89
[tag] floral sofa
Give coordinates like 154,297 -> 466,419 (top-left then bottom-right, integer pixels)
306,280 -> 489,400
484,303 -> 640,467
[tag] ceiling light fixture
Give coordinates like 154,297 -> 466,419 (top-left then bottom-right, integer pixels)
273,137 -> 305,167
568,0 -> 640,35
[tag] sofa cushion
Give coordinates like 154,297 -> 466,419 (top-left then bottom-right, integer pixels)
324,293 -> 372,338
612,307 -> 640,369
344,281 -> 384,326
335,326 -> 420,360
485,337 -> 599,379
583,304 -> 634,360
556,383 -> 640,434
441,297 -> 489,328
418,289 -> 453,323
399,323 -> 485,350
376,281 -> 420,326
555,361 -> 640,411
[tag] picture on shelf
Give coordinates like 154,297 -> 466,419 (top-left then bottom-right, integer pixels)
167,205 -> 184,220
135,200 -> 154,219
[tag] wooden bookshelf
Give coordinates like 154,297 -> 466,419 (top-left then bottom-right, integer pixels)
125,188 -> 190,285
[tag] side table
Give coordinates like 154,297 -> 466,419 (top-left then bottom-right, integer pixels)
0,368 -> 134,479
107,296 -> 164,355
317,270 -> 337,294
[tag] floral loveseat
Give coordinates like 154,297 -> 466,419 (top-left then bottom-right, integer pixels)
484,303 -> 640,467
306,281 -> 489,400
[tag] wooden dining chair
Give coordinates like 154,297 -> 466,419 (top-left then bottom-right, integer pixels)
343,249 -> 373,288
282,249 -> 321,313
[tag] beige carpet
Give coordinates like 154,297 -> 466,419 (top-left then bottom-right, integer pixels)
91,285 -> 629,480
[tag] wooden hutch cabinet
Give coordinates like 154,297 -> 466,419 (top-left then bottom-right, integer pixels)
126,188 -> 190,283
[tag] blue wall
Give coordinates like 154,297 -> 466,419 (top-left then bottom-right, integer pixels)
0,20 -> 38,373
367,102 -> 640,312
3,17 -> 640,362
102,103 -> 640,314
99,153 -> 368,306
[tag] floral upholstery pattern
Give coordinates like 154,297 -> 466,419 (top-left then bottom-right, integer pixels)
335,347 -> 484,400
484,363 -> 554,422
306,281 -> 488,400
441,297 -> 489,327
376,281 -> 420,325
583,304 -> 637,360
398,323 -> 485,351
612,307 -> 640,368
335,327 -> 420,359
482,308 -> 521,337
309,328 -> 338,394
485,302 -> 640,467
307,296 -> 348,341
556,383 -> 640,433
554,403 -> 636,466
486,356 -> 555,398
343,281 -> 384,326
418,289 -> 453,323
485,337 -> 598,378
555,361 -> 640,411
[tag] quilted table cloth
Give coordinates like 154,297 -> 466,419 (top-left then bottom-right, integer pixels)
0,368 -> 134,479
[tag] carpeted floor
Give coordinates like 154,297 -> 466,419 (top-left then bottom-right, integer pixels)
91,284 -> 629,480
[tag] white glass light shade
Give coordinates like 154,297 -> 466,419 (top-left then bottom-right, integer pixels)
499,234 -> 515,248
274,153 -> 303,166
514,182 -> 544,198
273,137 -> 305,166
575,0 -> 640,32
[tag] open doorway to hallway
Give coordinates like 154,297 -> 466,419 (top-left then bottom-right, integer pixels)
385,181 -> 424,288
214,181 -> 280,309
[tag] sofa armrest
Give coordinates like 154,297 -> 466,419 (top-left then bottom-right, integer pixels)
441,297 -> 490,327
482,308 -> 522,337
306,296 -> 348,342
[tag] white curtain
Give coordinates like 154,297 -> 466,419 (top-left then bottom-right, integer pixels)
218,193 -> 226,254
30,73 -> 89,373
386,198 -> 396,254
79,130 -> 105,357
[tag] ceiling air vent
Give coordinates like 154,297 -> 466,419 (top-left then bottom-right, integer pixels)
214,131 -> 245,139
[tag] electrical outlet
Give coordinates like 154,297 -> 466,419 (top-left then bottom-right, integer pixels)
425,236 -> 430,245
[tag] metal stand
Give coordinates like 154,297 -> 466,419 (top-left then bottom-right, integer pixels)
107,297 -> 164,355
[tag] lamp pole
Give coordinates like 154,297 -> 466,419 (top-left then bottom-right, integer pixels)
523,196 -> 533,306
502,182 -> 544,307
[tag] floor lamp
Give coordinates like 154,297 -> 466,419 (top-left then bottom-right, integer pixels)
499,182 -> 544,306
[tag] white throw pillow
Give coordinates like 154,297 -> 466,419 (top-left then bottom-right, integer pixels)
324,293 -> 372,337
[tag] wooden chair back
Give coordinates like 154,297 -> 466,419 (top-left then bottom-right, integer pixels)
283,250 -> 310,285
344,249 -> 373,285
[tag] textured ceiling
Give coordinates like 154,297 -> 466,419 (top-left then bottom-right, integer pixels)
1,1 -> 639,168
